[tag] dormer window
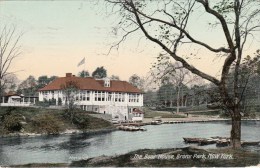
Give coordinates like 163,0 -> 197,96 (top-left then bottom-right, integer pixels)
104,78 -> 110,87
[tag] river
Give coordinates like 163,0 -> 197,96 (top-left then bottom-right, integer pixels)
0,121 -> 259,165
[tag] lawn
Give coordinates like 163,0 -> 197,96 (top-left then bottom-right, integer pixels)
143,108 -> 187,118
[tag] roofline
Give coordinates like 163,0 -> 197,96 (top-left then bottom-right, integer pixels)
38,89 -> 142,94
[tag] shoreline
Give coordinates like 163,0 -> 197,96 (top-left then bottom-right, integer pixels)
1,116 -> 259,138
0,127 -> 116,138
143,115 -> 260,124
10,146 -> 260,167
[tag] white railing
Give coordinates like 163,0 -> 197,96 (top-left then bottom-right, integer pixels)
0,102 -> 32,107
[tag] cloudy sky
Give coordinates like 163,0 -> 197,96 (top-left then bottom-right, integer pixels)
1,1 -> 259,81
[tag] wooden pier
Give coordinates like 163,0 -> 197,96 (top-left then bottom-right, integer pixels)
117,125 -> 147,132
183,137 -> 260,147
144,118 -> 260,125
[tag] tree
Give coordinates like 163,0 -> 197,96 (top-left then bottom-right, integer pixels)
151,55 -> 199,113
92,66 -> 107,79
78,70 -> 90,78
110,75 -> 120,80
0,25 -> 22,100
129,74 -> 144,90
61,80 -> 80,123
17,76 -> 37,96
1,73 -> 19,93
37,75 -> 57,90
105,0 -> 260,148
157,84 -> 175,107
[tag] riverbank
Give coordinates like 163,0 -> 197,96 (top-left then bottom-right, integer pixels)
12,146 -> 260,167
0,107 -> 115,137
143,114 -> 260,124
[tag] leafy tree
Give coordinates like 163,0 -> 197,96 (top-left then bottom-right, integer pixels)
78,70 -> 90,78
143,89 -> 157,107
92,66 -> 107,79
105,0 -> 260,148
37,75 -> 57,89
157,84 -> 175,107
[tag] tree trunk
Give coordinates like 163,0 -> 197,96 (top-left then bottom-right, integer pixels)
230,106 -> 241,148
176,87 -> 180,113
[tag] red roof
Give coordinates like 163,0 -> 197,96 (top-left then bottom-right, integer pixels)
38,75 -> 142,93
4,92 -> 20,97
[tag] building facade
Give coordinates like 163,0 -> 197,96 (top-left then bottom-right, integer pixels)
38,73 -> 143,120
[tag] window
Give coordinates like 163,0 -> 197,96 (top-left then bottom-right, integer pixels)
94,91 -> 104,101
108,93 -> 112,101
104,79 -> 110,87
101,92 -> 105,101
128,93 -> 139,102
82,90 -> 90,101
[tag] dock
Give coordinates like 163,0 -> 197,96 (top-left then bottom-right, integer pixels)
183,137 -> 260,147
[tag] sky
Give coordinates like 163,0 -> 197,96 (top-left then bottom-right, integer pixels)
0,1 -> 259,82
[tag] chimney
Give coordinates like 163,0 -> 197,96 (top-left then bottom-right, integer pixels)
66,73 -> 72,77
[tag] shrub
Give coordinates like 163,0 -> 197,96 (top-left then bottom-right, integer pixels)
72,114 -> 89,129
32,113 -> 62,134
3,113 -> 24,132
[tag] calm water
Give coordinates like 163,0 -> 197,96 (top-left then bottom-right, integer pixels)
0,121 -> 259,165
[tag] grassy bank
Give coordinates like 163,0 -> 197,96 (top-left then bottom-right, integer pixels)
0,107 -> 114,136
143,108 -> 186,118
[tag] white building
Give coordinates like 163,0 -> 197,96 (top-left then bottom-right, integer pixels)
38,73 -> 143,121
1,92 -> 37,107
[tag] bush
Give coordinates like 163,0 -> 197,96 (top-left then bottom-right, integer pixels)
32,113 -> 63,134
72,114 -> 89,129
3,113 -> 24,132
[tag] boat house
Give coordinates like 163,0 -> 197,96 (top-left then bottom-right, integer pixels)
38,73 -> 144,121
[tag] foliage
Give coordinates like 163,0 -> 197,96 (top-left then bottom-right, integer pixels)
78,70 -> 90,78
37,75 -> 57,89
31,113 -> 63,134
0,107 -> 114,135
17,75 -> 37,96
110,75 -> 120,80
17,75 -> 57,96
92,66 -> 107,79
2,112 -> 24,132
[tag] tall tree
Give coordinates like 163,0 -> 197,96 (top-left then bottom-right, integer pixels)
92,66 -> 107,79
37,75 -> 57,89
151,55 -> 199,113
0,25 -> 22,100
129,74 -> 144,90
105,0 -> 260,148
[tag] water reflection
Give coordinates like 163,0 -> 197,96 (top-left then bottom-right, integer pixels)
0,121 -> 259,165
